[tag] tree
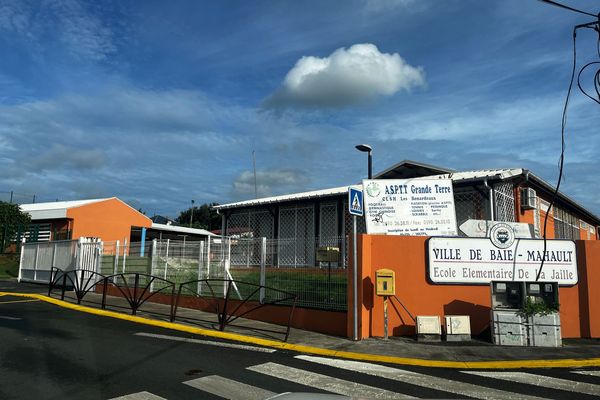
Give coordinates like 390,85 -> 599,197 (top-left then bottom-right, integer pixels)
175,202 -> 221,230
0,202 -> 31,252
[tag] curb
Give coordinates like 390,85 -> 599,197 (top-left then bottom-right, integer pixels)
2,291 -> 600,369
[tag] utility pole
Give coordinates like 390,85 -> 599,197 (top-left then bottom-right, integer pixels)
190,199 -> 195,228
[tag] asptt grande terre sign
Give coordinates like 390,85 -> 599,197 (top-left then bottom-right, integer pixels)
427,237 -> 578,285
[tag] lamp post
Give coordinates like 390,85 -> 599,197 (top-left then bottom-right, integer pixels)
355,144 -> 372,179
190,199 -> 195,228
351,143 -> 372,341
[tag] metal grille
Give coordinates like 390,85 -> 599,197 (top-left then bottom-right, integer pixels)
553,206 -> 580,240
278,205 -> 315,267
454,187 -> 490,230
319,202 -> 338,244
493,182 -> 516,222
265,236 -> 346,311
227,209 -> 274,238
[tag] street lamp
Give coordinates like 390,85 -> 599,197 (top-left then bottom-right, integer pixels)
190,199 -> 195,227
355,144 -> 372,179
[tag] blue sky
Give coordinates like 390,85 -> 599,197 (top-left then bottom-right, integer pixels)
0,0 -> 599,218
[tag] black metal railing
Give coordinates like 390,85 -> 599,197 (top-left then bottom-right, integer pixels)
47,268 -> 298,342
48,267 -> 176,316
174,279 -> 298,341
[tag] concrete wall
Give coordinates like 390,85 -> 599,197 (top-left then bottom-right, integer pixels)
349,235 -> 600,339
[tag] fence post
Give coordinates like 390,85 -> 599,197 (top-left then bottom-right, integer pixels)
206,237 -> 211,280
17,238 -> 26,282
260,237 -> 266,304
75,237 -> 83,270
114,240 -> 120,275
33,243 -> 39,281
95,239 -> 102,275
164,239 -> 169,280
51,242 -> 57,272
197,240 -> 204,294
224,237 -> 231,297
150,239 -> 157,292
122,239 -> 128,274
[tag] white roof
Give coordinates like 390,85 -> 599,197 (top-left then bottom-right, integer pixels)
214,169 -> 525,210
151,223 -> 215,236
215,185 -> 353,210
430,168 -> 524,182
20,198 -> 111,220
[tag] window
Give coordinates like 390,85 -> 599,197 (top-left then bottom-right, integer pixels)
553,206 -> 580,240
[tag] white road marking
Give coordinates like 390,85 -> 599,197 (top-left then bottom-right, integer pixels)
0,315 -> 22,320
134,332 -> 276,353
463,371 -> 600,397
296,355 -> 546,400
184,375 -> 275,400
109,391 -> 167,400
247,362 -> 416,399
572,370 -> 600,377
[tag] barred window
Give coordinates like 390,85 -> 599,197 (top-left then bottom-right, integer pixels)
227,209 -> 274,238
278,204 -> 315,267
493,182 -> 516,222
553,206 -> 580,240
454,187 -> 490,229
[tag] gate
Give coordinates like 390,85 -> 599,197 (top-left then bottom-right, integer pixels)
19,237 -> 102,284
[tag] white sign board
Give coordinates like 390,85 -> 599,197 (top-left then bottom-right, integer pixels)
459,219 -> 535,239
363,179 -> 457,236
428,237 -> 578,285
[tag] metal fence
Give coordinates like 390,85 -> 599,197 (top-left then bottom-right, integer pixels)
19,235 -> 348,311
148,236 -> 348,311
19,238 -> 101,284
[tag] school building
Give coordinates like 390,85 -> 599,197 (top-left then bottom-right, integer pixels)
215,160 -> 599,266
210,160 -> 600,339
19,197 -> 213,245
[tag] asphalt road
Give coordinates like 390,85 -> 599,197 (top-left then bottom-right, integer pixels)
1,293 -> 600,400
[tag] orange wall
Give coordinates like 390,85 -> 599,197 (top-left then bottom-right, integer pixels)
577,241 -> 600,338
67,198 -> 151,243
352,234 -> 600,339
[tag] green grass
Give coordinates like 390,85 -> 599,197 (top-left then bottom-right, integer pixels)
228,269 -> 348,310
0,254 -> 19,279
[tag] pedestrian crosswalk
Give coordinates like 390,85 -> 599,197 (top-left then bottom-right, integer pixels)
248,362 -> 415,399
183,375 -> 276,400
463,370 -> 600,397
112,357 -> 600,400
295,355 -> 546,400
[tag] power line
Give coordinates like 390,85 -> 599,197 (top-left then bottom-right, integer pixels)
537,0 -> 597,18
536,14 -> 599,281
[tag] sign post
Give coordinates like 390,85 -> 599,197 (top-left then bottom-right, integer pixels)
349,187 -> 363,341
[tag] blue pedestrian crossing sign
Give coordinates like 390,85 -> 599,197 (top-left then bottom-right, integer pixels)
348,187 -> 364,216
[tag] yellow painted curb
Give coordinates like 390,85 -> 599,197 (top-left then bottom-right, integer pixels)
2,291 -> 600,369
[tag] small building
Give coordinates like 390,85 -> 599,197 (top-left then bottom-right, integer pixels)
20,198 -> 152,243
19,197 -> 214,245
214,160 -> 599,267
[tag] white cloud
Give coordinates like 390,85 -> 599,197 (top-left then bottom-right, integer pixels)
265,43 -> 425,108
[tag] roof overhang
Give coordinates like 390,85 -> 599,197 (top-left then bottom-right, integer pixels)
150,223 -> 215,236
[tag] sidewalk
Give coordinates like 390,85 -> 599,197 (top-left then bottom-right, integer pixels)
3,279 -> 600,365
